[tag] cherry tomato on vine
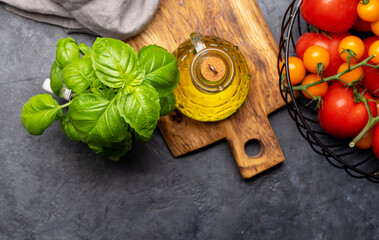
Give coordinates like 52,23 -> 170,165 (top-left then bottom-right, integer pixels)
362,36 -> 379,60
295,32 -> 350,77
318,83 -> 377,139
300,0 -> 358,33
357,0 -> 379,23
356,128 -> 374,150
361,37 -> 379,96
303,46 -> 330,73
368,40 -> 379,64
355,96 -> 379,150
362,65 -> 379,96
338,36 -> 365,62
372,20 -> 379,36
279,56 -> 306,85
369,40 -> 379,64
337,63 -> 364,85
301,74 -> 328,99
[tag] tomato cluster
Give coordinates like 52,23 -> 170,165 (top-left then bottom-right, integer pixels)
281,0 -> 379,157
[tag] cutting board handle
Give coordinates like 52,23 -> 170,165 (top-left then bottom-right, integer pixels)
226,116 -> 283,179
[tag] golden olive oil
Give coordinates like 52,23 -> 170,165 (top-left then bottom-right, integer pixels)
173,34 -> 251,122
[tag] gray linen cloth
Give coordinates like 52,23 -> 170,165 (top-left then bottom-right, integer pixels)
1,0 -> 161,39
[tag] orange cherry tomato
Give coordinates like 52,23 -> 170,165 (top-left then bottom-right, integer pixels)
368,40 -> 379,64
303,46 -> 330,73
337,62 -> 364,85
357,0 -> 379,23
279,56 -> 306,85
372,20 -> 379,37
301,74 -> 328,99
338,36 -> 365,62
356,128 -> 374,150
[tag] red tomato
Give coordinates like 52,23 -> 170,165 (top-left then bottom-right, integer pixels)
362,36 -> 379,60
318,83 -> 377,138
362,66 -> 379,96
372,124 -> 379,158
352,15 -> 373,32
361,36 -> 379,96
300,0 -> 359,33
296,32 -> 350,77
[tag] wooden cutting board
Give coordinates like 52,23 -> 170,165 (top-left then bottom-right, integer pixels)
126,0 -> 285,179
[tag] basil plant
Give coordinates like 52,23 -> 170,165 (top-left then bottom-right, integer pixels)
21,37 -> 179,160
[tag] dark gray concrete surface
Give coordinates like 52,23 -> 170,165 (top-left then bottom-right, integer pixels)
1,1 -> 379,240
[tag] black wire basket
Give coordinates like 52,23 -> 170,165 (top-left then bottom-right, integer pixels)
278,0 -> 379,182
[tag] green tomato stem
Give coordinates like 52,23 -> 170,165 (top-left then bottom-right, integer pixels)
317,63 -> 325,75
361,0 -> 370,5
366,63 -> 379,69
289,55 -> 376,94
350,98 -> 379,148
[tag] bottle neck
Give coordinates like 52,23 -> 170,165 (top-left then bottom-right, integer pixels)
190,48 -> 235,93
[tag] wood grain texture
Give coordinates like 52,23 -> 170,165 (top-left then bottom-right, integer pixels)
125,0 -> 285,179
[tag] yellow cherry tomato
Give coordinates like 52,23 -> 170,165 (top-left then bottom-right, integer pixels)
279,56 -> 306,85
303,46 -> 330,73
337,62 -> 364,85
369,40 -> 379,64
372,20 -> 379,37
357,0 -> 379,23
338,36 -> 365,62
301,74 -> 328,99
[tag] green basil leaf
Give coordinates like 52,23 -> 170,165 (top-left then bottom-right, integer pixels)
117,82 -> 160,138
159,92 -> 176,116
56,37 -> 80,68
92,38 -> 138,88
129,69 -> 145,87
50,61 -> 63,97
88,144 -> 102,155
68,93 -> 128,145
88,133 -> 132,161
61,121 -> 82,141
59,115 -> 67,134
92,85 -> 116,100
78,43 -> 92,56
63,58 -> 97,95
138,45 -> 179,97
21,94 -> 62,135
135,132 -> 152,143
129,126 -> 152,142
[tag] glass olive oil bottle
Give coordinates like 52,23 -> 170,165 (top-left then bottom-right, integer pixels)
173,33 -> 250,122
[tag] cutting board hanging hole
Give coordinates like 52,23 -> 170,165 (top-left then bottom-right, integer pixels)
244,139 -> 263,158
